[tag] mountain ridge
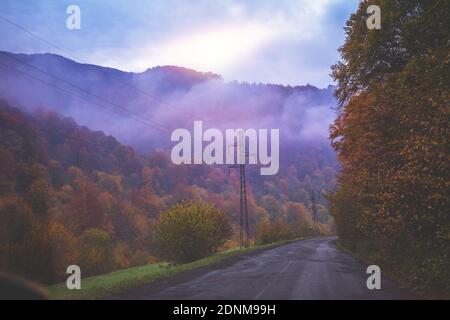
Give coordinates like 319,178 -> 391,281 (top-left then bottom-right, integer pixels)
0,51 -> 335,91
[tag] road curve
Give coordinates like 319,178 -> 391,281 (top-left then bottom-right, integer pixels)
123,237 -> 416,300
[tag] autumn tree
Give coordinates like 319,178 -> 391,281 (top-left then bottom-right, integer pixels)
255,218 -> 294,245
64,179 -> 105,233
285,202 -> 310,237
329,0 -> 449,292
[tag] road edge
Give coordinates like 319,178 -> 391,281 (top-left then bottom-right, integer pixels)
105,237 -> 311,300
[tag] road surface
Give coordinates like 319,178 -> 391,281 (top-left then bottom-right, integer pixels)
119,237 -> 416,300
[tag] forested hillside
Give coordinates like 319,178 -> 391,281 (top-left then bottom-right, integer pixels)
0,101 -> 336,284
329,0 -> 449,295
0,51 -> 336,152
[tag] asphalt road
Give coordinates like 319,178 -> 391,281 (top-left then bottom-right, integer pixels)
123,237 -> 416,300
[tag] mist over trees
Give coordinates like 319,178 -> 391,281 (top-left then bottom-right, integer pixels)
329,0 -> 449,294
0,51 -> 336,153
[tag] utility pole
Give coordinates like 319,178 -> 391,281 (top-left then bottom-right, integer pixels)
241,162 -> 249,248
228,131 -> 252,248
310,190 -> 318,234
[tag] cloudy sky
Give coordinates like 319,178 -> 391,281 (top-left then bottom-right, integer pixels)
0,0 -> 359,87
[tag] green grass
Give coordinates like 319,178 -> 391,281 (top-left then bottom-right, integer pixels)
46,239 -> 300,300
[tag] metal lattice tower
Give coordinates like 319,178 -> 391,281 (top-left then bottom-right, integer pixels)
228,131 -> 253,248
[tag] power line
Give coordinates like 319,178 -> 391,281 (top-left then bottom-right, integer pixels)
0,52 -> 171,133
0,59 -> 168,132
0,15 -> 78,62
0,15 -> 181,109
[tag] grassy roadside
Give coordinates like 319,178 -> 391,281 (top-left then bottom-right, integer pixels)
47,238 -> 302,300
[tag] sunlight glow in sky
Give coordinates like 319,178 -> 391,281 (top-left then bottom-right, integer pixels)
0,0 -> 360,87
128,23 -> 276,73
